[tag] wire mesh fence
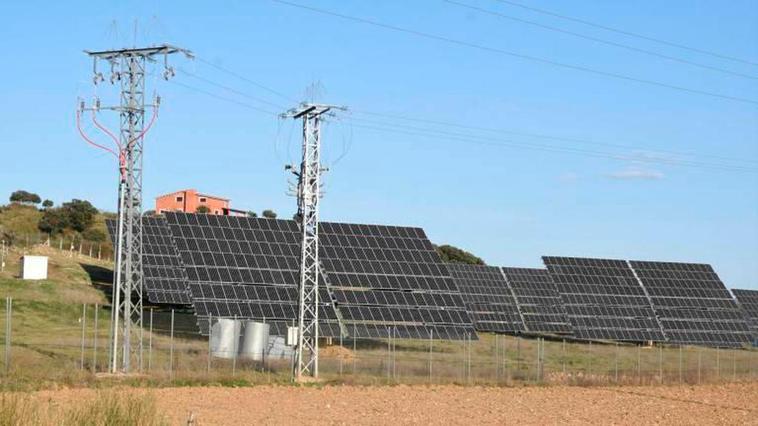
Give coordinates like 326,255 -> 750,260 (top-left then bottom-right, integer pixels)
0,233 -> 113,263
1,298 -> 756,389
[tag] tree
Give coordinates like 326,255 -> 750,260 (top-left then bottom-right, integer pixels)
262,209 -> 277,219
9,190 -> 41,205
42,199 -> 54,209
38,208 -> 69,234
435,244 -> 485,265
247,211 -> 258,218
60,199 -> 98,232
196,205 -> 211,214
82,227 -> 106,242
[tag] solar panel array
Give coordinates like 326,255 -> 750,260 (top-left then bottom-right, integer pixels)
164,212 -> 342,337
543,256 -> 665,342
447,264 -> 525,333
501,267 -> 573,334
732,289 -> 758,341
630,261 -> 753,348
106,217 -> 191,305
320,222 -> 476,340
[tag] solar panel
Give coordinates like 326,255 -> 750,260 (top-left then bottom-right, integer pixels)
164,212 -> 342,337
106,216 -> 191,305
630,261 -> 753,348
320,221 -> 477,340
501,267 -> 572,334
732,289 -> 758,342
163,213 -> 476,340
447,264 -> 525,333
543,256 -> 665,342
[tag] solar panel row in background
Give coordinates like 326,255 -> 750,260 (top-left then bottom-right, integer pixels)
447,264 -> 524,333
501,267 -> 573,334
164,212 -> 342,337
630,261 -> 753,348
321,222 -> 476,340
732,289 -> 758,342
543,256 -> 665,342
106,217 -> 191,305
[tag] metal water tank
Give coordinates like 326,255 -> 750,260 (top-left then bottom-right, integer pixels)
210,319 -> 240,359
239,321 -> 270,360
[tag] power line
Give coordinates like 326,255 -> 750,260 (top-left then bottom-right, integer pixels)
490,0 -> 758,68
168,64 -> 757,171
444,0 -> 758,81
268,0 -> 758,106
346,118 -> 758,173
167,56 -> 757,170
178,67 -> 287,109
351,109 -> 758,166
169,79 -> 280,116
194,56 -> 298,103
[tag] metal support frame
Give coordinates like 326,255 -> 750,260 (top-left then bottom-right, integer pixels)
282,103 -> 346,381
82,44 -> 191,374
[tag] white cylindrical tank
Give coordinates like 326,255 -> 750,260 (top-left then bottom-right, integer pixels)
239,321 -> 270,361
210,318 -> 241,359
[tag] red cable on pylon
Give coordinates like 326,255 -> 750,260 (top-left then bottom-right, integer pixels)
76,108 -> 119,159
90,109 -> 127,179
91,110 -> 122,151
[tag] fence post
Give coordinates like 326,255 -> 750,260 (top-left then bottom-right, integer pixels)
339,329 -> 343,376
698,346 -> 702,384
97,244 -> 102,260
716,347 -> 720,380
503,335 -> 508,382
386,327 -> 391,384
732,349 -> 737,382
658,345 -> 663,384
352,323 -> 357,375
80,304 -> 86,370
493,334 -> 498,383
562,339 -> 566,376
637,344 -> 641,385
679,346 -> 683,384
428,329 -> 433,384
92,304 -> 98,373
148,309 -> 153,372
207,315 -> 212,375
588,341 -> 592,378
4,297 -> 11,373
614,342 -> 619,383
169,309 -> 175,379
535,338 -> 541,383
232,316 -> 238,376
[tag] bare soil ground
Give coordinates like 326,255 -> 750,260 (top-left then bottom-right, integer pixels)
28,382 -> 758,425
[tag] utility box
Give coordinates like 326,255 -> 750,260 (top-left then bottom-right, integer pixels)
286,326 -> 298,346
21,256 -> 48,280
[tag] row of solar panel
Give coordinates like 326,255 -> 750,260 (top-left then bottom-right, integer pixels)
449,260 -> 758,348
110,215 -> 758,347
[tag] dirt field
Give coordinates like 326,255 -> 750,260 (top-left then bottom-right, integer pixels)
28,382 -> 758,425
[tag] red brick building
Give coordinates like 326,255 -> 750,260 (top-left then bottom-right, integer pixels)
155,189 -> 241,216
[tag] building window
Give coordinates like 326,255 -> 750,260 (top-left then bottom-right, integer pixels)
199,197 -> 207,203
214,210 -> 219,215
176,196 -> 183,202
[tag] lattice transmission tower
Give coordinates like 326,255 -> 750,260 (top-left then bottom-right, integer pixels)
78,45 -> 192,373
283,103 -> 346,381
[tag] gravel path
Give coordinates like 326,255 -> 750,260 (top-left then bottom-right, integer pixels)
32,382 -> 758,425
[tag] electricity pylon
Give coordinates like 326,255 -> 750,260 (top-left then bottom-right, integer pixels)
81,45 -> 192,373
282,103 -> 346,381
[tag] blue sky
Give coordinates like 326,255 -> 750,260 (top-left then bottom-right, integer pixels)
0,0 -> 756,289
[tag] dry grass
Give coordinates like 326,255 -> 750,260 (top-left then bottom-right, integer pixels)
0,391 -> 166,426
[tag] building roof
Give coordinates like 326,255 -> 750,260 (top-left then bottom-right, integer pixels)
156,189 -> 230,201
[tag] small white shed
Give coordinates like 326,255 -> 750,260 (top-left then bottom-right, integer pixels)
21,255 -> 48,280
